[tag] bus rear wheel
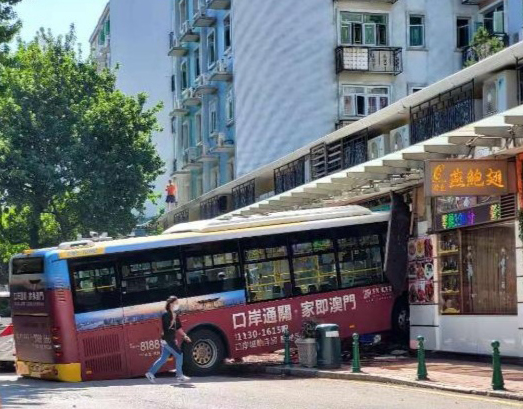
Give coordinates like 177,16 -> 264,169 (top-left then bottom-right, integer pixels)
184,329 -> 225,376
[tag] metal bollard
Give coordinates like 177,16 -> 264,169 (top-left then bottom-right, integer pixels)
351,333 -> 361,373
491,340 -> 505,390
283,330 -> 291,366
416,336 -> 428,380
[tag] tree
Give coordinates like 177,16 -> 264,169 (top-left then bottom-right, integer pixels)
0,29 -> 164,248
0,0 -> 22,46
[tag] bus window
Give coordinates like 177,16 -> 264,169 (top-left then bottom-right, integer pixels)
337,231 -> 384,288
242,235 -> 291,302
184,241 -> 243,297
71,262 -> 120,313
289,234 -> 337,296
121,250 -> 184,307
0,296 -> 10,318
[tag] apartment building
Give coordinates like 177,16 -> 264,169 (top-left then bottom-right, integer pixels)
90,0 -> 173,217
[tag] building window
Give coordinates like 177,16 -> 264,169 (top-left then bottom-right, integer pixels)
210,166 -> 219,189
227,159 -> 234,181
194,47 -> 201,79
482,4 -> 504,35
171,117 -> 177,134
456,18 -> 471,48
340,12 -> 387,46
226,87 -> 234,123
179,0 -> 188,27
209,99 -> 217,134
192,0 -> 199,17
224,14 -> 232,52
340,85 -> 390,118
195,112 -> 202,144
207,30 -> 216,68
181,59 -> 188,90
409,15 -> 425,47
182,121 -> 189,151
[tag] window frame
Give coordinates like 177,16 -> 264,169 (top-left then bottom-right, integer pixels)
180,59 -> 189,91
339,12 -> 388,46
209,98 -> 218,135
194,46 -> 201,79
179,0 -> 188,29
456,17 -> 471,49
207,29 -> 217,69
226,86 -> 234,124
340,84 -> 390,118
408,14 -> 425,48
224,14 -> 232,53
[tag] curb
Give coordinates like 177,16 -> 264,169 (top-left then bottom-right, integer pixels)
226,364 -> 523,402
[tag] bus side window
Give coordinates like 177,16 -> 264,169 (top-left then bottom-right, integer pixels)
184,241 -> 243,297
242,236 -> 291,303
289,234 -> 337,296
71,263 -> 120,313
121,253 -> 183,307
337,230 -> 385,289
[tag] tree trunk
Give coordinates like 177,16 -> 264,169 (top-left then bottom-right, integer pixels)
28,211 -> 40,249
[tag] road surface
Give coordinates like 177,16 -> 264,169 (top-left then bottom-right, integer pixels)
0,372 -> 520,409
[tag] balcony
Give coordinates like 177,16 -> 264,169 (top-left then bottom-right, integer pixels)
196,144 -> 218,163
179,21 -> 200,43
461,0 -> 481,4
181,88 -> 201,106
461,33 -> 508,68
335,46 -> 402,75
182,147 -> 202,170
168,32 -> 188,57
206,0 -> 230,10
209,59 -> 233,82
194,74 -> 217,96
171,159 -> 190,176
210,134 -> 234,154
193,6 -> 216,27
169,100 -> 189,117
232,179 -> 256,210
274,156 -> 306,195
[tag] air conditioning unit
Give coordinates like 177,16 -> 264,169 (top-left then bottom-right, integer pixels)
174,99 -> 184,109
195,75 -> 204,87
388,124 -> 410,153
217,132 -> 226,146
367,134 -> 390,160
187,147 -> 197,162
482,70 -> 518,117
182,87 -> 196,99
217,59 -> 228,73
180,21 -> 189,35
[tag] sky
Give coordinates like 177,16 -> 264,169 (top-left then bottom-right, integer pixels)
14,0 -> 108,54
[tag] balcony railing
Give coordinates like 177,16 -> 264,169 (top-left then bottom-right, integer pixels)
172,209 -> 189,225
274,156 -> 306,195
336,46 -> 402,75
461,33 -> 508,67
310,129 -> 369,180
410,80 -> 475,145
232,179 -> 256,210
461,0 -> 481,4
200,195 -> 229,219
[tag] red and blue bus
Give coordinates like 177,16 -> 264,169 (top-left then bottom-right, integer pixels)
10,204 -> 409,381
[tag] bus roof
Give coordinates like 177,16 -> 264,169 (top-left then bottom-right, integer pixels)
16,206 -> 390,261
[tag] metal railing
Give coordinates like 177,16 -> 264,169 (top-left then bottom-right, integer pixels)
310,129 -> 369,180
336,46 -> 402,75
200,195 -> 229,219
232,179 -> 256,210
410,80 -> 475,145
274,156 -> 307,195
172,209 -> 189,225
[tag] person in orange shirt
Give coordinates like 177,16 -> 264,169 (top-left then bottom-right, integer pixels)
165,180 -> 177,211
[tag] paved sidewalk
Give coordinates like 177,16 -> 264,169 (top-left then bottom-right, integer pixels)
227,354 -> 523,402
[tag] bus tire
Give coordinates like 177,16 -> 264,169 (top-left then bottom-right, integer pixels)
391,297 -> 409,341
184,329 -> 225,376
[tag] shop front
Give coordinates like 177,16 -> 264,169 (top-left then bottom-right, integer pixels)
411,158 -> 522,357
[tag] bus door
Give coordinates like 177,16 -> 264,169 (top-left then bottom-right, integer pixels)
119,249 -> 185,378
69,258 -> 128,380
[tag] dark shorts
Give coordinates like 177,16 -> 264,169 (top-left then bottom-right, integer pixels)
166,195 -> 176,203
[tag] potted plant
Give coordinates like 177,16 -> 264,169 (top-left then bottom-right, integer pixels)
295,320 -> 317,368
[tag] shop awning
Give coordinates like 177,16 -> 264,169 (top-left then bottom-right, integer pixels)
227,105 -> 523,216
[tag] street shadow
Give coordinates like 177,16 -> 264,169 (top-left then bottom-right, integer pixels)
171,382 -> 196,388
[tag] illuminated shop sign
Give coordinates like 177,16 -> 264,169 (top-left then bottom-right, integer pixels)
425,160 -> 508,197
434,202 -> 501,231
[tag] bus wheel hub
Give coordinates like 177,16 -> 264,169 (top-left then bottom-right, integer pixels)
193,341 -> 214,366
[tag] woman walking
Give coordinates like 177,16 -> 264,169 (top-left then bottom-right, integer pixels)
145,296 -> 191,383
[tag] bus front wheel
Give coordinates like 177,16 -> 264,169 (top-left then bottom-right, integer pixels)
184,329 -> 225,376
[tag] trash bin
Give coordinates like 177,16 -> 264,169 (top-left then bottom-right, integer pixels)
315,323 -> 341,369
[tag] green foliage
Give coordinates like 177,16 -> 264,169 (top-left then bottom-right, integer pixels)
0,0 -> 22,47
464,27 -> 505,67
0,28 -> 164,248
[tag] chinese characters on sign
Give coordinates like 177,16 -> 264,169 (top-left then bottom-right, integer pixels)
426,160 -> 509,197
12,291 -> 45,308
435,202 -> 502,231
